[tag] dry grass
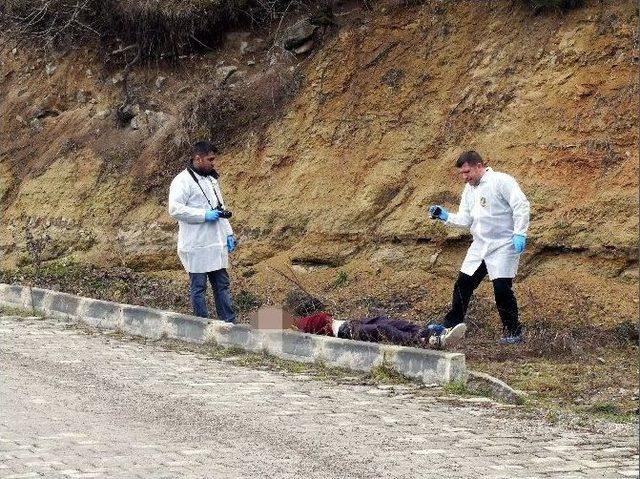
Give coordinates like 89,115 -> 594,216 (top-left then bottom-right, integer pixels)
473,345 -> 639,421
179,67 -> 303,148
3,259 -> 637,420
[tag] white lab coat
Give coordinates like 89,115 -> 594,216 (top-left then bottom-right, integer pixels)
445,168 -> 530,280
168,169 -> 233,273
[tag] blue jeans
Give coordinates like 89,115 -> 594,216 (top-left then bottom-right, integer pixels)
189,269 -> 235,323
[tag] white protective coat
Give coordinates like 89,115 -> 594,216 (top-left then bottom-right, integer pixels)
168,169 -> 233,273
445,168 -> 530,280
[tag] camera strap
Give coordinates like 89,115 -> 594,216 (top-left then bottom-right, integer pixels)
186,167 -> 222,210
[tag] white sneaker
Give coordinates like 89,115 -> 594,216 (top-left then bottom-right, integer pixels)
428,323 -> 467,350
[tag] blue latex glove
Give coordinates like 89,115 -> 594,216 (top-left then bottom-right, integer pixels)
204,209 -> 220,222
428,205 -> 449,222
226,235 -> 236,253
512,234 -> 526,253
427,324 -> 446,336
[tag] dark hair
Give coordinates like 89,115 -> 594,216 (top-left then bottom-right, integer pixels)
456,150 -> 484,168
192,141 -> 219,158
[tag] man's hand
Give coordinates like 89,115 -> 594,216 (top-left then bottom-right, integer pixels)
205,209 -> 220,222
226,235 -> 236,253
512,234 -> 526,253
428,205 -> 449,222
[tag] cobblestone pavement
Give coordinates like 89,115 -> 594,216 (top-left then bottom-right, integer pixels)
0,316 -> 638,479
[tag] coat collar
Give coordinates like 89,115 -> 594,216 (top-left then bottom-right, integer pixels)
478,167 -> 493,185
188,164 -> 220,180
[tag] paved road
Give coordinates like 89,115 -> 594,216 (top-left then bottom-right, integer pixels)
0,316 -> 638,479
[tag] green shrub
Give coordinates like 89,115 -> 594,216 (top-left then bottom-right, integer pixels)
587,402 -> 619,415
233,289 -> 262,312
332,271 -> 348,288
611,320 -> 640,344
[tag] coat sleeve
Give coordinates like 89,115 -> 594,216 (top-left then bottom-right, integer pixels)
500,175 -> 530,236
446,186 -> 473,229
221,218 -> 233,237
215,183 -> 234,236
168,175 -> 207,224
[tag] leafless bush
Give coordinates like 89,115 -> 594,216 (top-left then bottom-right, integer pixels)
1,0 -> 335,61
1,0 -> 99,47
284,289 -> 325,316
1,0 -> 248,60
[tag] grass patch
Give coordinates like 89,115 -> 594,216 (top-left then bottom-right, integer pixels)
232,353 -> 266,368
273,356 -> 315,374
471,346 -> 639,423
442,381 -> 472,396
533,400 -> 637,426
103,327 -> 127,339
0,305 -> 39,317
580,402 -> 636,423
0,261 -> 189,313
366,363 -> 411,385
442,380 -> 494,400
233,289 -> 262,313
587,402 -> 619,415
217,345 -> 246,357
332,271 -> 348,289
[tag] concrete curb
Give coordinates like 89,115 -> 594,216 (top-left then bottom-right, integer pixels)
0,283 -> 466,385
466,370 -> 528,405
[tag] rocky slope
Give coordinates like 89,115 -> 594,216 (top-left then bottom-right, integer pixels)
0,0 -> 637,328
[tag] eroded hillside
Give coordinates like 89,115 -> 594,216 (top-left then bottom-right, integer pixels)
0,0 -> 637,332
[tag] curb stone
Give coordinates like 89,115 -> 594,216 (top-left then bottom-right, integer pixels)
466,370 -> 528,405
0,283 -> 525,390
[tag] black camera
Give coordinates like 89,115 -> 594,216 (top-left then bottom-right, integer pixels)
216,206 -> 233,219
429,206 -> 442,219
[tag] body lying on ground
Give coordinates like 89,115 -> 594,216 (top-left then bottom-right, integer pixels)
293,313 -> 466,350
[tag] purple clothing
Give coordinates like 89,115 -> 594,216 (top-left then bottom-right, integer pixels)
347,316 -> 429,347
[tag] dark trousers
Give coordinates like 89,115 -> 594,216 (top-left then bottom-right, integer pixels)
442,261 -> 522,336
349,316 -> 429,346
189,269 -> 235,323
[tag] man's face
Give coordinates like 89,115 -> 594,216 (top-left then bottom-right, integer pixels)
194,153 -> 216,173
458,162 -> 485,186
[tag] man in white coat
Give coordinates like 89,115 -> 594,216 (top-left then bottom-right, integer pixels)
168,141 -> 236,323
429,150 -> 530,344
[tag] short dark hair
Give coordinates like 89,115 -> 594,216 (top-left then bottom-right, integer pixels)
456,150 -> 484,168
192,141 -> 219,158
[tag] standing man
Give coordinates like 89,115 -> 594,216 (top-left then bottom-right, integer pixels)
428,150 -> 530,344
168,141 -> 236,323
